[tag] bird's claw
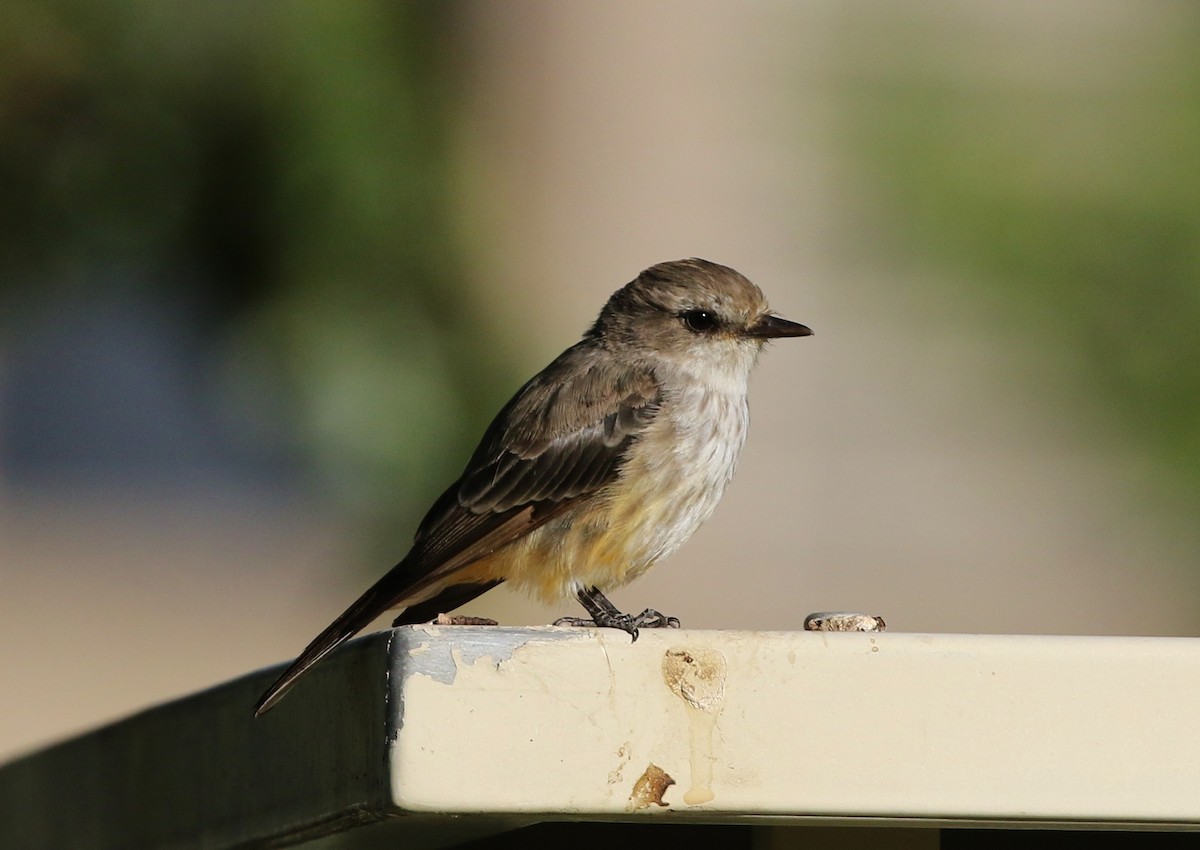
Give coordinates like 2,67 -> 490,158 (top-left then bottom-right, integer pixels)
631,608 -> 681,630
553,616 -> 593,627
599,612 -> 640,641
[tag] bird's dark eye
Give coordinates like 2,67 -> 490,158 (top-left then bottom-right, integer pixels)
680,309 -> 719,332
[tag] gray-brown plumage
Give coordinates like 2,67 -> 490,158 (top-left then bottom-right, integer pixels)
254,258 -> 810,715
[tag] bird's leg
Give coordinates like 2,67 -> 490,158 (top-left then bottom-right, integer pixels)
553,587 -> 681,641
561,586 -> 638,640
581,588 -> 680,631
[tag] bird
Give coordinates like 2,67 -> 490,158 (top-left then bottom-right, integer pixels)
253,258 -> 811,715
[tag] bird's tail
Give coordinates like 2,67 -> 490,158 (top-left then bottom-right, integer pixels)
252,559 -> 416,717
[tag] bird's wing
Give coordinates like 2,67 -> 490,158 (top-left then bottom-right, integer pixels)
254,344 -> 661,715
407,342 -> 662,578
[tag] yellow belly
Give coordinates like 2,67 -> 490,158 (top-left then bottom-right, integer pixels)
476,388 -> 749,605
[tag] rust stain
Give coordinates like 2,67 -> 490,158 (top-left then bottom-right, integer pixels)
662,648 -> 727,711
662,647 -> 727,804
627,763 -> 675,810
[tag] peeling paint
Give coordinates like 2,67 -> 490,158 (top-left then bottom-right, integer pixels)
607,742 -> 631,786
397,626 -> 585,685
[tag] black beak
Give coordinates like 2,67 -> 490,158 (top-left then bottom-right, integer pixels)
745,314 -> 813,339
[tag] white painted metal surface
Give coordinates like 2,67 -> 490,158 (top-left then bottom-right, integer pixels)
2,626 -> 1198,848
388,627 -> 1200,824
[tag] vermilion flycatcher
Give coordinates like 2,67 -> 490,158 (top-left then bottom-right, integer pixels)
254,258 -> 811,715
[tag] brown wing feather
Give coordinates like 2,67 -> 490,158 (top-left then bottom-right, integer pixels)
253,343 -> 660,715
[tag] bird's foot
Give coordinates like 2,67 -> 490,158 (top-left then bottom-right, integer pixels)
553,607 -> 680,641
566,586 -> 682,642
556,609 -> 643,638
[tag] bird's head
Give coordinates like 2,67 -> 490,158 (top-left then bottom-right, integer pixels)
590,258 -> 812,383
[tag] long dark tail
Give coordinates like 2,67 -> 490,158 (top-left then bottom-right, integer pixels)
253,563 -> 502,716
252,557 -> 417,716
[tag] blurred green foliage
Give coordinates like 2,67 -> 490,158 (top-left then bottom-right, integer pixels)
836,6 -> 1200,505
0,1 -> 508,560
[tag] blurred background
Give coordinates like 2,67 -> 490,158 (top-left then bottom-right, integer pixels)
2,0 -> 1199,760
